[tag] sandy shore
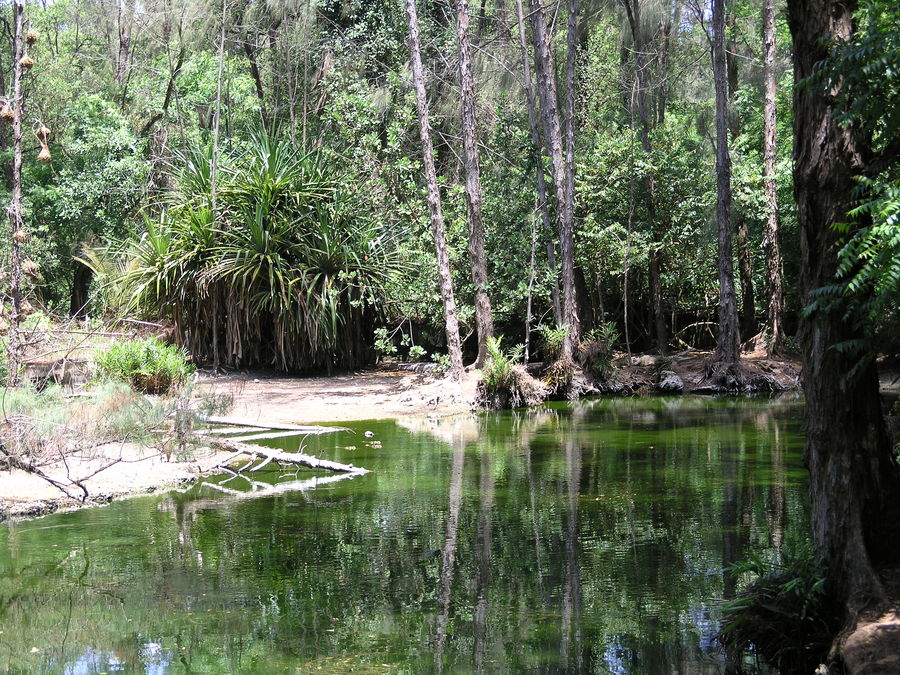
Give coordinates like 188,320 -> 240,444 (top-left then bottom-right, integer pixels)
198,366 -> 482,425
0,367 -> 481,521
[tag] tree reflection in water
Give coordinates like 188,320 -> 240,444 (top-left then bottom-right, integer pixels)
0,396 -> 809,673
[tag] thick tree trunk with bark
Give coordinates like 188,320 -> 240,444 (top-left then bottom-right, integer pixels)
712,0 -> 741,366
6,0 -> 25,388
787,0 -> 900,619
762,0 -> 785,356
454,0 -> 494,368
406,0 -> 464,381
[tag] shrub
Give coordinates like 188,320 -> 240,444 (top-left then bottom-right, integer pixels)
536,323 -> 569,362
96,337 -> 194,394
578,321 -> 620,381
717,547 -> 838,672
479,337 -> 548,409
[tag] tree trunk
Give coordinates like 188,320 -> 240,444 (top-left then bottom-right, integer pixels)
210,0 -> 227,217
622,0 -> 667,354
712,0 -> 741,366
648,249 -> 666,353
529,0 -> 577,358
6,0 -> 25,388
514,0 -> 561,325
561,0 -> 580,351
69,260 -> 93,317
726,4 -> 756,340
454,0 -> 494,368
242,37 -> 270,130
736,219 -> 756,340
406,0 -> 464,381
762,0 -> 785,356
787,0 -> 900,620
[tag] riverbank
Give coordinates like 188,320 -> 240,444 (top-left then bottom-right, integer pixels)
0,349 -> 801,521
0,443 -> 234,521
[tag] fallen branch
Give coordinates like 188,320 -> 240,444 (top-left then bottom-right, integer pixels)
202,416 -> 346,434
205,438 -> 368,475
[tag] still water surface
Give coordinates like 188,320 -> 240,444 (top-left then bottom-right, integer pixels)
0,396 -> 810,673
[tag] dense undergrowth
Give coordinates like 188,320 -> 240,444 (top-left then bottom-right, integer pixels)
717,548 -> 838,672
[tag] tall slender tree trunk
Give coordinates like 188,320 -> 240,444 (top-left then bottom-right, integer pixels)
712,0 -> 741,367
454,0 -> 494,368
622,0 -> 667,354
209,0 -> 227,372
726,6 -> 756,340
6,0 -> 25,388
406,0 -> 464,381
561,0 -> 580,351
762,0 -> 785,356
514,0 -> 561,325
787,0 -> 900,620
529,0 -> 577,358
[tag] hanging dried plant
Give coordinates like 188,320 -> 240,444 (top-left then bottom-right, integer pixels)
12,229 -> 27,243
26,30 -> 38,45
38,143 -> 51,163
36,123 -> 50,140
0,103 -> 14,123
20,53 -> 34,70
22,260 -> 39,278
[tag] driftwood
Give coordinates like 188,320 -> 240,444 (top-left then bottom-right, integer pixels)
205,438 -> 368,476
202,416 -> 345,434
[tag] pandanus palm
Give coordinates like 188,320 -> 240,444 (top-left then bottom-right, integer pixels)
120,131 -> 401,372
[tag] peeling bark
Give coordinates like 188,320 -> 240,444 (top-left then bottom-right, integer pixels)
455,0 -> 495,368
406,0 -> 465,381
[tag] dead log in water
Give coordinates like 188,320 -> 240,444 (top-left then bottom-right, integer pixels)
205,438 -> 368,475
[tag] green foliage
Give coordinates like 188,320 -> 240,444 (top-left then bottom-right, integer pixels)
806,0 -> 900,366
536,324 -> 569,363
115,131 -> 403,372
373,328 -> 397,357
717,548 -> 837,672
578,322 -> 620,381
478,336 -> 547,410
430,352 -> 451,374
22,94 -> 149,310
95,337 -> 194,394
482,336 -> 524,392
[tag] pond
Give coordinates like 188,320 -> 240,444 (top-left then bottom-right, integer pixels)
0,396 -> 810,673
